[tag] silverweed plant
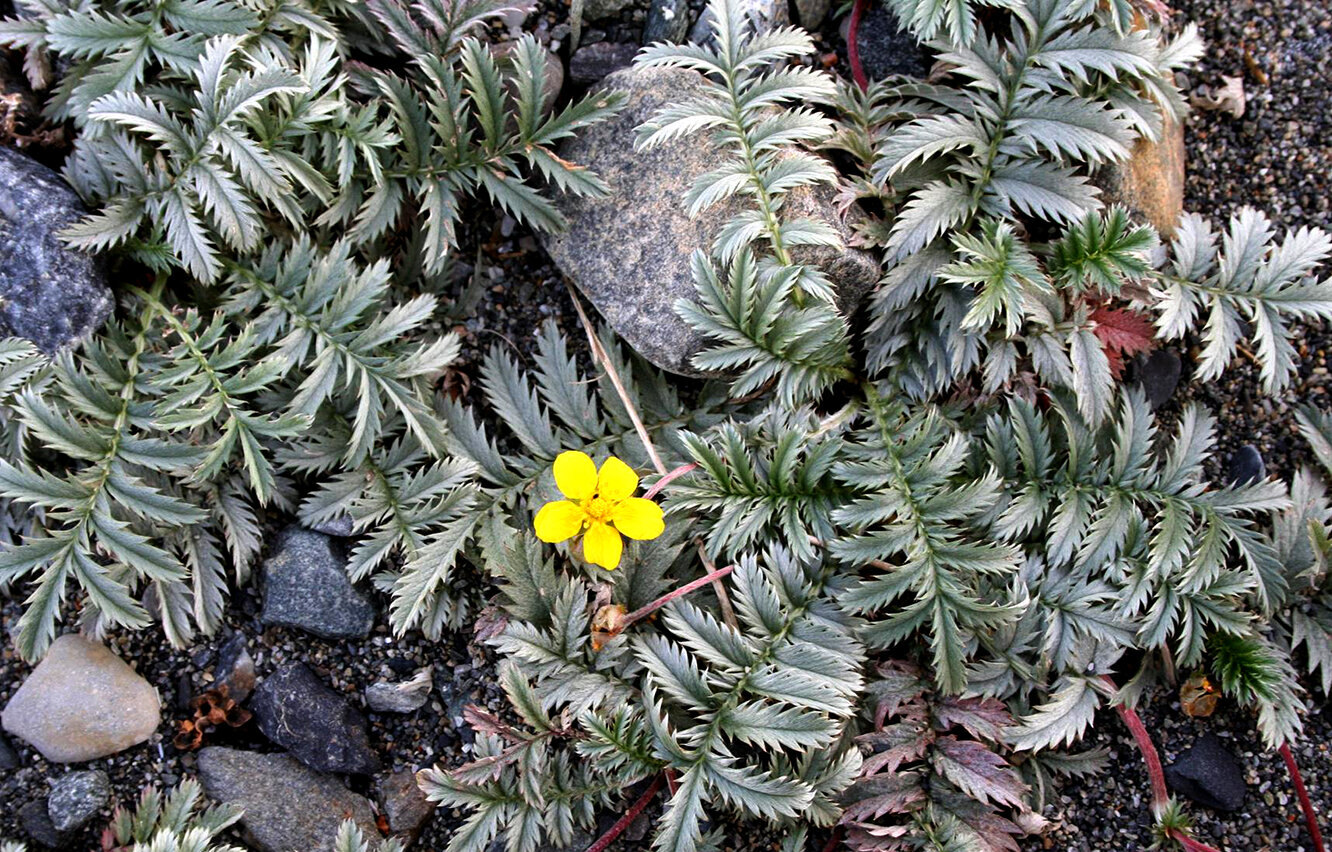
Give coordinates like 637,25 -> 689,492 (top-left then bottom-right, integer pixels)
0,0 -> 1328,849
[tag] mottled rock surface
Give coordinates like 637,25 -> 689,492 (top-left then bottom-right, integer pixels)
644,0 -> 690,43
1,633 -> 161,763
540,66 -> 880,376
46,770 -> 110,833
568,42 -> 637,85
197,747 -> 381,852
1097,114 -> 1186,237
251,662 -> 380,775
260,527 -> 375,640
0,146 -> 113,352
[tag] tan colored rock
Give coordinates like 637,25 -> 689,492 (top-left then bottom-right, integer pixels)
1098,115 -> 1186,237
1,633 -> 160,763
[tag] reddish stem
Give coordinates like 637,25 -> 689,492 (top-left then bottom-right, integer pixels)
585,774 -> 665,852
821,826 -> 844,852
623,564 -> 735,628
1280,742 -> 1327,852
847,0 -> 869,90
1104,677 -> 1169,810
1170,830 -> 1222,852
1102,678 -> 1221,852
644,462 -> 697,500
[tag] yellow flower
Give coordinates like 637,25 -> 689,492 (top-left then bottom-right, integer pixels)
533,450 -> 665,570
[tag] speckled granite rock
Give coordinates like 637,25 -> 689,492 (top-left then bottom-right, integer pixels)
644,0 -> 690,43
251,662 -> 380,775
46,770 -> 110,833
0,146 -> 112,352
197,748 -> 381,852
1,633 -> 161,763
259,527 -> 375,640
539,66 -> 880,376
845,3 -> 932,79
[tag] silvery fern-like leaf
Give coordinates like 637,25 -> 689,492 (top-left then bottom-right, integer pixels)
834,388 -> 1021,693
635,0 -> 852,401
888,0 -> 1021,43
1151,209 -> 1332,392
1005,676 -> 1100,752
1068,325 -> 1112,425
331,820 -> 406,852
678,251 -> 853,406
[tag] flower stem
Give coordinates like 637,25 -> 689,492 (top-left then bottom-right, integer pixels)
585,774 -> 665,852
1104,677 -> 1169,812
644,463 -> 697,500
623,564 -> 736,629
847,0 -> 868,90
566,286 -> 667,475
1102,677 -> 1221,852
1280,742 -> 1326,852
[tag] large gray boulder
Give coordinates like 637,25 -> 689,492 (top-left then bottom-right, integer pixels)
0,146 -> 112,352
197,748 -> 381,852
540,66 -> 880,377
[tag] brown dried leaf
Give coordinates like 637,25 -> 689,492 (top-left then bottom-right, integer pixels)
1180,672 -> 1219,718
1191,75 -> 1246,118
590,603 -> 627,652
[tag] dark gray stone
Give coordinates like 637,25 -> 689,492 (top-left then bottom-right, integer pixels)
0,732 -> 18,770
1164,732 -> 1246,812
260,527 -> 375,640
540,66 -> 880,377
251,662 -> 380,775
582,0 -> 633,20
569,42 -> 638,86
307,514 -> 354,537
1136,349 -> 1181,409
47,769 -> 110,832
19,798 -> 62,848
849,3 -> 930,80
643,0 -> 689,44
0,146 -> 113,353
1226,445 -> 1266,486
215,631 -> 256,703
794,0 -> 829,28
197,747 -> 381,852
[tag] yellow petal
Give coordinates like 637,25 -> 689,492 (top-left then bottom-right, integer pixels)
553,451 -> 598,501
597,456 -> 639,502
612,497 -> 665,541
582,521 -> 623,570
534,500 -> 585,543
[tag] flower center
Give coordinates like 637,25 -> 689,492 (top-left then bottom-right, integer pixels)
583,495 -> 615,523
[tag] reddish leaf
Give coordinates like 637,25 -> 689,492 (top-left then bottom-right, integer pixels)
1090,305 -> 1156,379
840,772 -> 928,822
932,736 -> 1028,808
857,719 -> 934,775
932,788 -> 1025,852
934,696 -> 1013,740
